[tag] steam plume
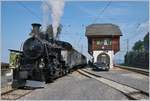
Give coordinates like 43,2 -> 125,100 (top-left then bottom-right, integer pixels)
42,0 -> 65,39
42,1 -> 49,31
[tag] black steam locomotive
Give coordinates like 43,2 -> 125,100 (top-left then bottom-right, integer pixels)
10,23 -> 87,88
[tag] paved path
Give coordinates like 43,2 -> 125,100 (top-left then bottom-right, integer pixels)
84,67 -> 149,93
19,71 -> 128,100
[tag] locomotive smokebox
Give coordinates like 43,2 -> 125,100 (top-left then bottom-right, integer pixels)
30,23 -> 41,36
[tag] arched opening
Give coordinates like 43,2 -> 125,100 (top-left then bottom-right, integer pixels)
97,53 -> 110,65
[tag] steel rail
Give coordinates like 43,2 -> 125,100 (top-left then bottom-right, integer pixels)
1,88 -> 16,96
1,88 -> 34,100
115,65 -> 149,76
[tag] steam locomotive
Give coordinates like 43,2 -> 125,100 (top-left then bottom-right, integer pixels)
10,23 -> 87,88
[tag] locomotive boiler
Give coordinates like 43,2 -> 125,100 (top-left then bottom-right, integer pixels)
9,23 -> 87,88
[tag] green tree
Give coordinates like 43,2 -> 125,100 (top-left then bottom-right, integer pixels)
143,32 -> 149,52
132,40 -> 144,52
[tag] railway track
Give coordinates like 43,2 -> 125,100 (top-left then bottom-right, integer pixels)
1,88 -> 34,100
77,69 -> 149,100
115,65 -> 149,76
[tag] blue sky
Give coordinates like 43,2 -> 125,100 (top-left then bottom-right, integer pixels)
1,1 -> 149,63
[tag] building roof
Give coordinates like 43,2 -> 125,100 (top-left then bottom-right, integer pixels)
85,23 -> 122,36
1,62 -> 9,69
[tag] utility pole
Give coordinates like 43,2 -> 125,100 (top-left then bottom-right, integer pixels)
81,44 -> 83,53
126,39 -> 129,53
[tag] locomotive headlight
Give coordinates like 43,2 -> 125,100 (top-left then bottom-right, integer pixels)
39,63 -> 45,68
39,58 -> 45,68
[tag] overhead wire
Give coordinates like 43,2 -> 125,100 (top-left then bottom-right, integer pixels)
17,1 -> 42,21
92,1 -> 112,23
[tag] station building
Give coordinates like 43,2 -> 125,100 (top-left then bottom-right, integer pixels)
85,24 -> 122,68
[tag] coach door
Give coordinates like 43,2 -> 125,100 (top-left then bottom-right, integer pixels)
97,53 -> 110,65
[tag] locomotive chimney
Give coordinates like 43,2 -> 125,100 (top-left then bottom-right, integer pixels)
30,23 -> 41,37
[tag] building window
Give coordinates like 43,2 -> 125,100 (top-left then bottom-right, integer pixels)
100,40 -> 104,45
104,40 -> 107,45
106,39 -> 112,45
96,38 -> 112,46
96,41 -> 100,45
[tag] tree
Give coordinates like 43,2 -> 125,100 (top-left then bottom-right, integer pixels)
143,32 -> 149,52
124,32 -> 149,69
132,40 -> 144,52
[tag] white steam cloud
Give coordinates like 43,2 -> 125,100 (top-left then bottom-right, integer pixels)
42,0 -> 65,39
42,1 -> 49,31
